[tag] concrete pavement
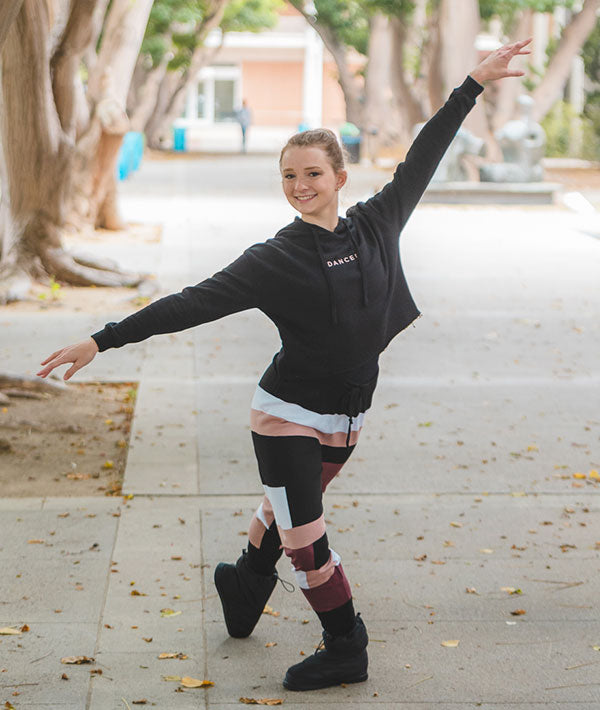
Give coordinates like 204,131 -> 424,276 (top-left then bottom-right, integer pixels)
1,154 -> 599,708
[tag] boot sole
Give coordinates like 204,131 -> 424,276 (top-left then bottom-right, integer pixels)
282,672 -> 368,691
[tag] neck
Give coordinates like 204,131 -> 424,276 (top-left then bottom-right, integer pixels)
299,206 -> 339,232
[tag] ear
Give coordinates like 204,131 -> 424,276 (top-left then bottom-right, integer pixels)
336,170 -> 348,191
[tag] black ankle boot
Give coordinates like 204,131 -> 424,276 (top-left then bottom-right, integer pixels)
214,550 -> 278,638
283,613 -> 368,691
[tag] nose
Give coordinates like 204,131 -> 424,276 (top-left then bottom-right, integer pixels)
293,177 -> 310,192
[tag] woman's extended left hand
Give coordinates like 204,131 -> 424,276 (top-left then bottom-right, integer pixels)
470,38 -> 532,84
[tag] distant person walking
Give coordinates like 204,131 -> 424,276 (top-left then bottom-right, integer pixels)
236,99 -> 252,153
38,39 -> 531,693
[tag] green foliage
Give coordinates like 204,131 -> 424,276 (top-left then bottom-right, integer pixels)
479,0 -> 575,35
140,0 -> 281,71
581,18 -> 600,82
299,0 -> 415,56
221,0 -> 283,33
541,99 -> 600,160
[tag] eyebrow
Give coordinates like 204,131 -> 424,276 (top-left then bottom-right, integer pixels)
282,166 -> 323,172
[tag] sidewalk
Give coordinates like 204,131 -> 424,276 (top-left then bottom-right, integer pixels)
1,155 -> 600,709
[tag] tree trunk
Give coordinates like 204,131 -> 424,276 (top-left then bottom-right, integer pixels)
0,0 -> 149,302
389,17 -> 429,147
363,13 -> 397,152
73,0 -> 154,230
531,0 -> 600,122
144,71 -> 184,149
0,0 -> 25,52
492,9 -> 534,133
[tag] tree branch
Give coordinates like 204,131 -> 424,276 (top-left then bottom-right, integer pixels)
532,0 -> 600,122
51,0 -> 102,138
287,0 -> 364,124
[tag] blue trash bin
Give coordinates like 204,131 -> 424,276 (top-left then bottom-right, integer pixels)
117,132 -> 144,181
173,126 -> 187,152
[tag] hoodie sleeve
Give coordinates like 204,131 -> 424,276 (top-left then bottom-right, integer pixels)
90,244 -> 266,352
353,75 -> 483,234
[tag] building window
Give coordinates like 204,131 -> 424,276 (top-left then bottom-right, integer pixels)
187,65 -> 241,124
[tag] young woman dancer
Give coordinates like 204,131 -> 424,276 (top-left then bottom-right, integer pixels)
38,39 -> 531,692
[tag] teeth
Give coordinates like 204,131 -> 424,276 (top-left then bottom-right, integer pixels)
296,195 -> 316,201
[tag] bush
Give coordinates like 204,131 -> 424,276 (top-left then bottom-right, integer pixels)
541,99 -> 600,161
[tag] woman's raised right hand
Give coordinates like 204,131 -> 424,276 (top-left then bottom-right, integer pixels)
37,337 -> 99,381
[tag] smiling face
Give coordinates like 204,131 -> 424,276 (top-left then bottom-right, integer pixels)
280,145 -> 347,227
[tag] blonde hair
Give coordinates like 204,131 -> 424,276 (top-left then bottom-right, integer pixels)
279,128 -> 347,174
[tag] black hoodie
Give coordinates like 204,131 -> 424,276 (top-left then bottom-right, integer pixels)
92,75 -> 483,416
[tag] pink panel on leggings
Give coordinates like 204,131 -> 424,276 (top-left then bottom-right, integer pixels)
302,564 -> 352,612
248,496 -> 276,548
250,410 -> 361,447
321,462 -> 343,492
278,513 -> 326,550
304,550 -> 338,588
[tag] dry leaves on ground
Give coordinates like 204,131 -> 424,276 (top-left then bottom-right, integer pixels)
158,652 -> 188,660
61,656 -> 95,664
239,699 -> 284,706
180,676 -> 214,688
441,640 -> 459,648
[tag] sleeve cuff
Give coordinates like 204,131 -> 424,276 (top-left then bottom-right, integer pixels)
90,326 -> 115,352
459,75 -> 485,99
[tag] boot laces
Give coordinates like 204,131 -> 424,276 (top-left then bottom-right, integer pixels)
274,571 -> 295,593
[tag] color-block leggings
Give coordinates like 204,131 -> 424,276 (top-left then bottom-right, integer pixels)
246,385 -> 364,626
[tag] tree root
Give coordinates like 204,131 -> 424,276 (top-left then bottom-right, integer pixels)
43,246 -> 145,287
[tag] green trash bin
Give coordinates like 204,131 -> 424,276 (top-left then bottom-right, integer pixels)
340,122 -> 361,163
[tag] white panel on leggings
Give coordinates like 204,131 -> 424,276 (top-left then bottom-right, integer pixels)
252,386 -> 365,433
256,502 -> 269,528
292,566 -> 309,590
262,484 -> 293,530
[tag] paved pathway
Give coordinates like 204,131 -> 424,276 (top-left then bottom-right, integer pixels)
1,155 -> 599,708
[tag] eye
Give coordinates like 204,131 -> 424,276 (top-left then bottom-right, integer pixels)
309,172 -> 321,177
283,174 -> 294,179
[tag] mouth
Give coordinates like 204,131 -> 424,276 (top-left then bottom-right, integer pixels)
295,194 -> 317,203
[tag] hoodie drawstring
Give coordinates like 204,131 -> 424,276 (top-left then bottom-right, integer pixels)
346,416 -> 353,448
310,225 -> 339,325
347,220 -> 369,308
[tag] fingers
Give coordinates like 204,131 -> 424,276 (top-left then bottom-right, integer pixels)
39,349 -> 63,366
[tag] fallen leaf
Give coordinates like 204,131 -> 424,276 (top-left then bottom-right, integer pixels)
5,702 -> 16,709
465,587 -> 478,594
160,608 -> 181,617
158,652 -> 188,660
413,553 -> 427,561
239,699 -> 284,706
180,676 -> 214,688
0,627 -> 21,635
66,473 -> 91,480
57,512 -> 70,518
171,555 -> 182,561
262,605 -> 280,617
265,641 -> 277,648
131,590 -> 147,596
431,560 -> 446,565
162,675 -> 181,682
61,673 -> 69,680
20,624 -> 29,632
132,701 -> 148,705
449,521 -> 462,528
510,609 -> 526,616
573,472 -> 587,479
102,460 -> 114,469
61,656 -> 95,664
27,539 -> 45,544
479,548 -> 494,554
142,637 -> 153,643
441,640 -> 459,647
